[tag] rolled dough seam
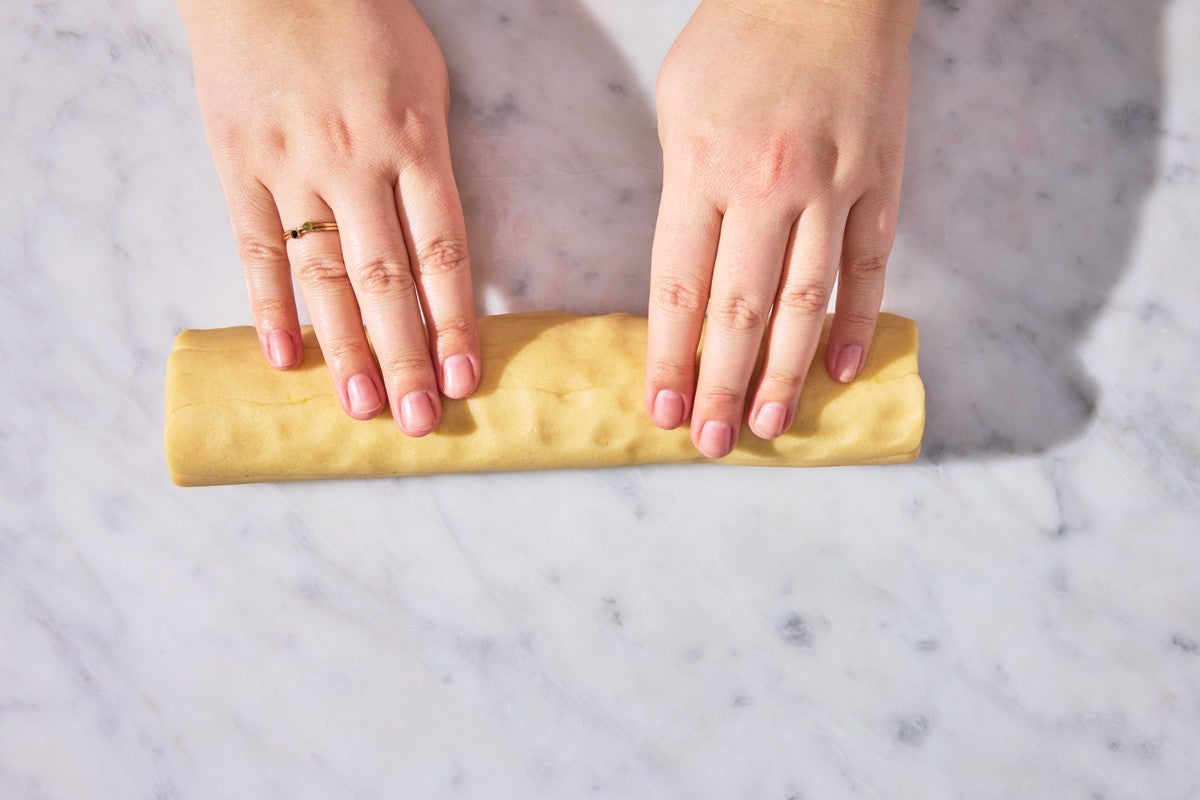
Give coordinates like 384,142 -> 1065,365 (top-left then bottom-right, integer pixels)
164,312 -> 924,486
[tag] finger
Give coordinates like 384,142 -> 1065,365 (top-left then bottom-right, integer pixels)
748,204 -> 845,440
225,177 -> 302,370
395,145 -> 480,401
333,178 -> 442,437
690,205 -> 793,458
645,176 -> 722,431
825,188 -> 898,383
277,187 -> 386,422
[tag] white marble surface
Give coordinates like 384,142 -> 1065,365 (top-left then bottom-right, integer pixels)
2,0 -> 1199,797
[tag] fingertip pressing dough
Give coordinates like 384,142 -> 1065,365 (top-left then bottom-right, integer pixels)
164,312 -> 924,486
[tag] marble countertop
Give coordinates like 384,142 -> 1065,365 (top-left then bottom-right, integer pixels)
3,0 -> 1198,797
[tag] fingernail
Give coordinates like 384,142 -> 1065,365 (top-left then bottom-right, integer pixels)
442,354 -> 476,398
347,374 -> 382,416
652,389 -> 685,429
698,420 -> 734,459
754,402 -> 789,439
835,345 -> 863,383
400,390 -> 437,435
267,329 -> 295,368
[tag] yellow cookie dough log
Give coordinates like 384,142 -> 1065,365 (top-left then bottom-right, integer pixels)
164,312 -> 924,486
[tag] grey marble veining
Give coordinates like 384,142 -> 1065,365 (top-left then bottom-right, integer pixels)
2,0 -> 1199,798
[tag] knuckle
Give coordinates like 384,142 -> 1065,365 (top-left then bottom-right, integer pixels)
206,119 -> 241,155
431,316 -> 475,347
742,130 -> 839,200
380,350 -> 431,380
712,293 -> 768,333
834,310 -> 878,336
356,258 -> 416,296
260,129 -> 289,161
652,275 -> 708,317
322,335 -> 368,367
414,237 -> 470,278
777,282 -> 831,316
210,121 -> 263,167
873,205 -> 900,238
673,133 -> 717,179
830,160 -> 870,198
313,111 -> 356,161
700,385 -> 745,412
252,295 -> 293,323
844,254 -> 889,279
755,133 -> 802,190
761,366 -> 806,394
807,138 -> 841,183
829,173 -> 861,203
835,311 -> 883,343
649,358 -> 692,385
236,234 -> 286,271
293,254 -> 351,288
393,108 -> 441,159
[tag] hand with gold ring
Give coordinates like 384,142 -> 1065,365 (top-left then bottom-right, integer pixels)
179,0 -> 479,436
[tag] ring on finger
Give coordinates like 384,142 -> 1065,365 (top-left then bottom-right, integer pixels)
283,220 -> 339,242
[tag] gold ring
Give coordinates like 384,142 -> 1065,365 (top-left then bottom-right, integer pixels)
283,221 -> 338,242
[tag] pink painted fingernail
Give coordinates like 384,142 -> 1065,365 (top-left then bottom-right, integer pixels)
400,391 -> 437,436
698,420 -> 734,459
442,354 -> 476,398
652,389 -> 685,429
347,374 -> 382,416
754,402 -> 789,439
267,329 -> 295,368
835,345 -> 863,383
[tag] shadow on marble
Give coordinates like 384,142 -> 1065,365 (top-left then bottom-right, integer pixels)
416,0 -> 662,317
423,0 -> 1166,464
896,1 -> 1165,461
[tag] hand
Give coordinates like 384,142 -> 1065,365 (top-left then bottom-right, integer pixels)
645,0 -> 918,457
179,0 -> 480,436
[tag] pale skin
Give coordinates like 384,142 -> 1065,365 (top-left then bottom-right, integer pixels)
178,0 -> 919,456
179,0 -> 479,437
649,0 -> 920,457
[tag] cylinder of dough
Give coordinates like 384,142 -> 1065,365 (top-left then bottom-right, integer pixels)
164,312 -> 924,486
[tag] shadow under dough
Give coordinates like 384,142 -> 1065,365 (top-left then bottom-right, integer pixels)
414,0 -> 662,317
894,0 -> 1165,461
